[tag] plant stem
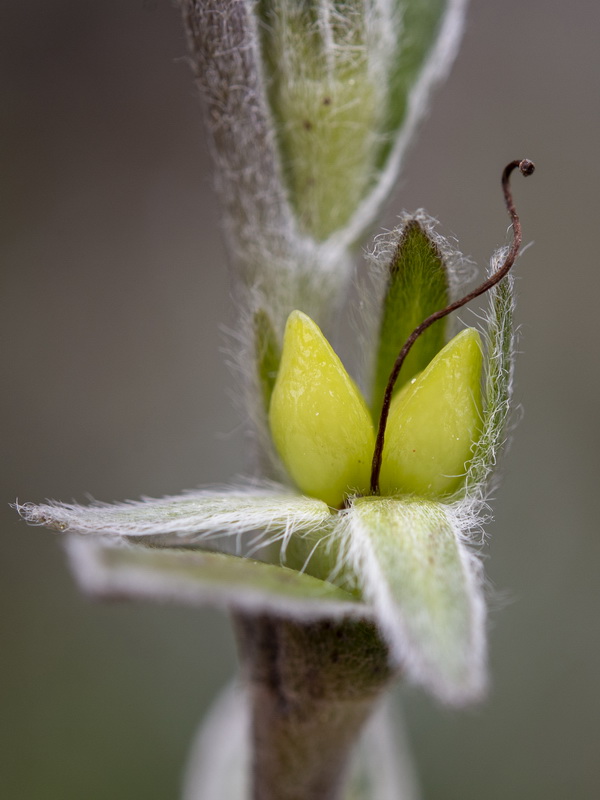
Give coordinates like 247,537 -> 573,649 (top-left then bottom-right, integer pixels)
233,613 -> 395,800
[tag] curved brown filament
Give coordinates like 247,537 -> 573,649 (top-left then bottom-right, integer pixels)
369,159 -> 535,496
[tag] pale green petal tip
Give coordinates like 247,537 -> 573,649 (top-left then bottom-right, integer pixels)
380,327 -> 484,499
269,311 -> 374,508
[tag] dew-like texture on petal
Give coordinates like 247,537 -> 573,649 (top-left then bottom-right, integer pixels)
269,311 -> 375,508
342,497 -> 486,704
379,327 -> 483,498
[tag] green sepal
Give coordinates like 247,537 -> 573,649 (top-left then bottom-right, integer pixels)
465,271 -> 515,494
254,309 -> 281,413
371,219 -> 449,417
19,488 -> 333,540
282,527 -> 343,588
66,538 -> 364,619
345,496 -> 485,704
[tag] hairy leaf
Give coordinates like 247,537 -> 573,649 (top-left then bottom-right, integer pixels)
17,484 -> 332,549
66,538 -> 365,620
341,497 -> 486,704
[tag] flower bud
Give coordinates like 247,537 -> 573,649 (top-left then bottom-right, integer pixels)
259,0 -> 465,242
269,311 -> 374,507
379,327 -> 483,498
259,1 -> 390,240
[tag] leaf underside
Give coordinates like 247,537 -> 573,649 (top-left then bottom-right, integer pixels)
66,537 -> 367,621
17,486 -> 332,543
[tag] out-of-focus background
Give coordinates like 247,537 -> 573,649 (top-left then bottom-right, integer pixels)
2,1 -> 599,797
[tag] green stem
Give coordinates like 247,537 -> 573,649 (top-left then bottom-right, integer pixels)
233,613 -> 395,800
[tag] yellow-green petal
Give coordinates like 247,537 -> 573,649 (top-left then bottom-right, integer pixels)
269,311 -> 375,508
379,328 -> 483,498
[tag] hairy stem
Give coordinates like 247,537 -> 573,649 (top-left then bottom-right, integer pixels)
233,614 -> 395,800
178,0 -> 297,276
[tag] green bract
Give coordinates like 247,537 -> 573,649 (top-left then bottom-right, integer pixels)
269,310 -> 483,507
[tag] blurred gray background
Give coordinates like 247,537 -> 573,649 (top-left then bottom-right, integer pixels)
2,1 -> 599,797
